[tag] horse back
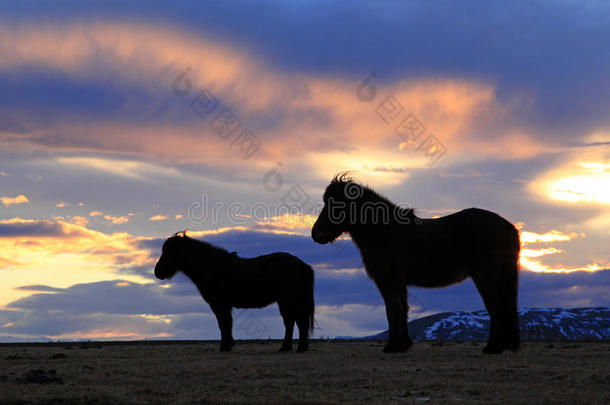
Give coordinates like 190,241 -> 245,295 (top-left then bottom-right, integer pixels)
389,208 -> 519,287
218,252 -> 314,309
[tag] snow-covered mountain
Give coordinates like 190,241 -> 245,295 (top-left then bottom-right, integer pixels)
355,307 -> 610,341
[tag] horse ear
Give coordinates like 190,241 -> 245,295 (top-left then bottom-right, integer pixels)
334,171 -> 355,184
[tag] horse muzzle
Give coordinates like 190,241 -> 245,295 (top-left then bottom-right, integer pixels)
154,263 -> 167,280
311,228 -> 331,244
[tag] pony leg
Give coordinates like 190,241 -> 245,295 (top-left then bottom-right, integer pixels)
499,261 -> 521,352
380,284 -> 412,353
278,303 -> 295,352
399,287 -> 413,349
212,306 -> 234,352
472,275 -> 504,354
296,310 -> 310,353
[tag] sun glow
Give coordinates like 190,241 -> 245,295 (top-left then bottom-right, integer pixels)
537,162 -> 610,204
0,218 -> 154,306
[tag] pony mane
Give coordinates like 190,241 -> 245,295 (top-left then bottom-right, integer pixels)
170,231 -> 232,257
324,172 -> 355,200
333,171 -> 355,184
324,173 -> 416,217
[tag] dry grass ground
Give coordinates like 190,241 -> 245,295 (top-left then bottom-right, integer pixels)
0,340 -> 608,404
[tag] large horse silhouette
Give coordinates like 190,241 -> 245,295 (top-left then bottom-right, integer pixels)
311,174 -> 520,354
154,233 -> 315,352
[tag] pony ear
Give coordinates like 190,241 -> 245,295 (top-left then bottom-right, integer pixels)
172,230 -> 188,238
333,171 -> 355,184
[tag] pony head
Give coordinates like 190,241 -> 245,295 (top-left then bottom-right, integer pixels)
154,231 -> 188,280
311,172 -> 364,244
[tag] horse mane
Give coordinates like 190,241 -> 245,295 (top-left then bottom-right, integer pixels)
324,173 -> 416,218
171,232 -> 235,262
333,171 -> 354,184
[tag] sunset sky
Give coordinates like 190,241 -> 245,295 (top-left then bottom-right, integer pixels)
1,1 -> 609,341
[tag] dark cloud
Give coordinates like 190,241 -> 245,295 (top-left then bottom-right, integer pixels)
518,269 -> 610,308
409,269 -> 610,315
0,69 -> 128,117
141,229 -> 362,270
207,230 -> 360,269
0,219 -> 85,238
0,311 -> 172,338
2,269 -> 608,339
315,270 -> 382,307
139,229 -> 610,312
8,280 -> 205,316
2,1 -> 609,138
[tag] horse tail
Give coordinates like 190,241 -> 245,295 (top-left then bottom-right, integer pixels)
306,264 -> 315,333
513,224 -> 521,267
505,223 -> 521,350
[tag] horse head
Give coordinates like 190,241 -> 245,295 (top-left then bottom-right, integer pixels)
311,173 -> 364,244
154,231 -> 188,280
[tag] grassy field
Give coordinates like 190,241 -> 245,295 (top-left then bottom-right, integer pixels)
0,340 -> 608,404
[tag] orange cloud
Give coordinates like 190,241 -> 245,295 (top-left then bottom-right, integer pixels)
48,326 -> 173,341
0,22 -> 551,186
251,213 -> 318,235
520,230 -> 584,243
70,216 -> 89,227
55,157 -> 182,180
149,215 -> 167,222
1,195 -> 29,206
0,217 -> 155,306
518,227 -> 607,274
104,215 -> 130,225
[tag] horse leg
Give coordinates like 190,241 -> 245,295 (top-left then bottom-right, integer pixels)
212,306 -> 234,352
399,287 -> 413,350
380,284 -> 411,353
499,261 -> 521,352
296,308 -> 310,353
472,275 -> 504,354
278,303 -> 295,352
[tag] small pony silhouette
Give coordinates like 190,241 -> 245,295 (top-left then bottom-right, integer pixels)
312,174 -> 520,354
154,232 -> 315,352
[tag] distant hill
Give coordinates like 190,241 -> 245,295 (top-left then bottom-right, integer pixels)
0,336 -> 53,343
342,307 -> 610,342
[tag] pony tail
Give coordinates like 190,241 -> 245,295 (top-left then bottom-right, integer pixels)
307,265 -> 315,333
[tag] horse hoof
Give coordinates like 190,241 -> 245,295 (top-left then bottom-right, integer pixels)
219,343 -> 233,352
506,339 -> 521,352
507,343 -> 520,352
279,346 -> 292,352
383,340 -> 412,353
483,345 -> 504,354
